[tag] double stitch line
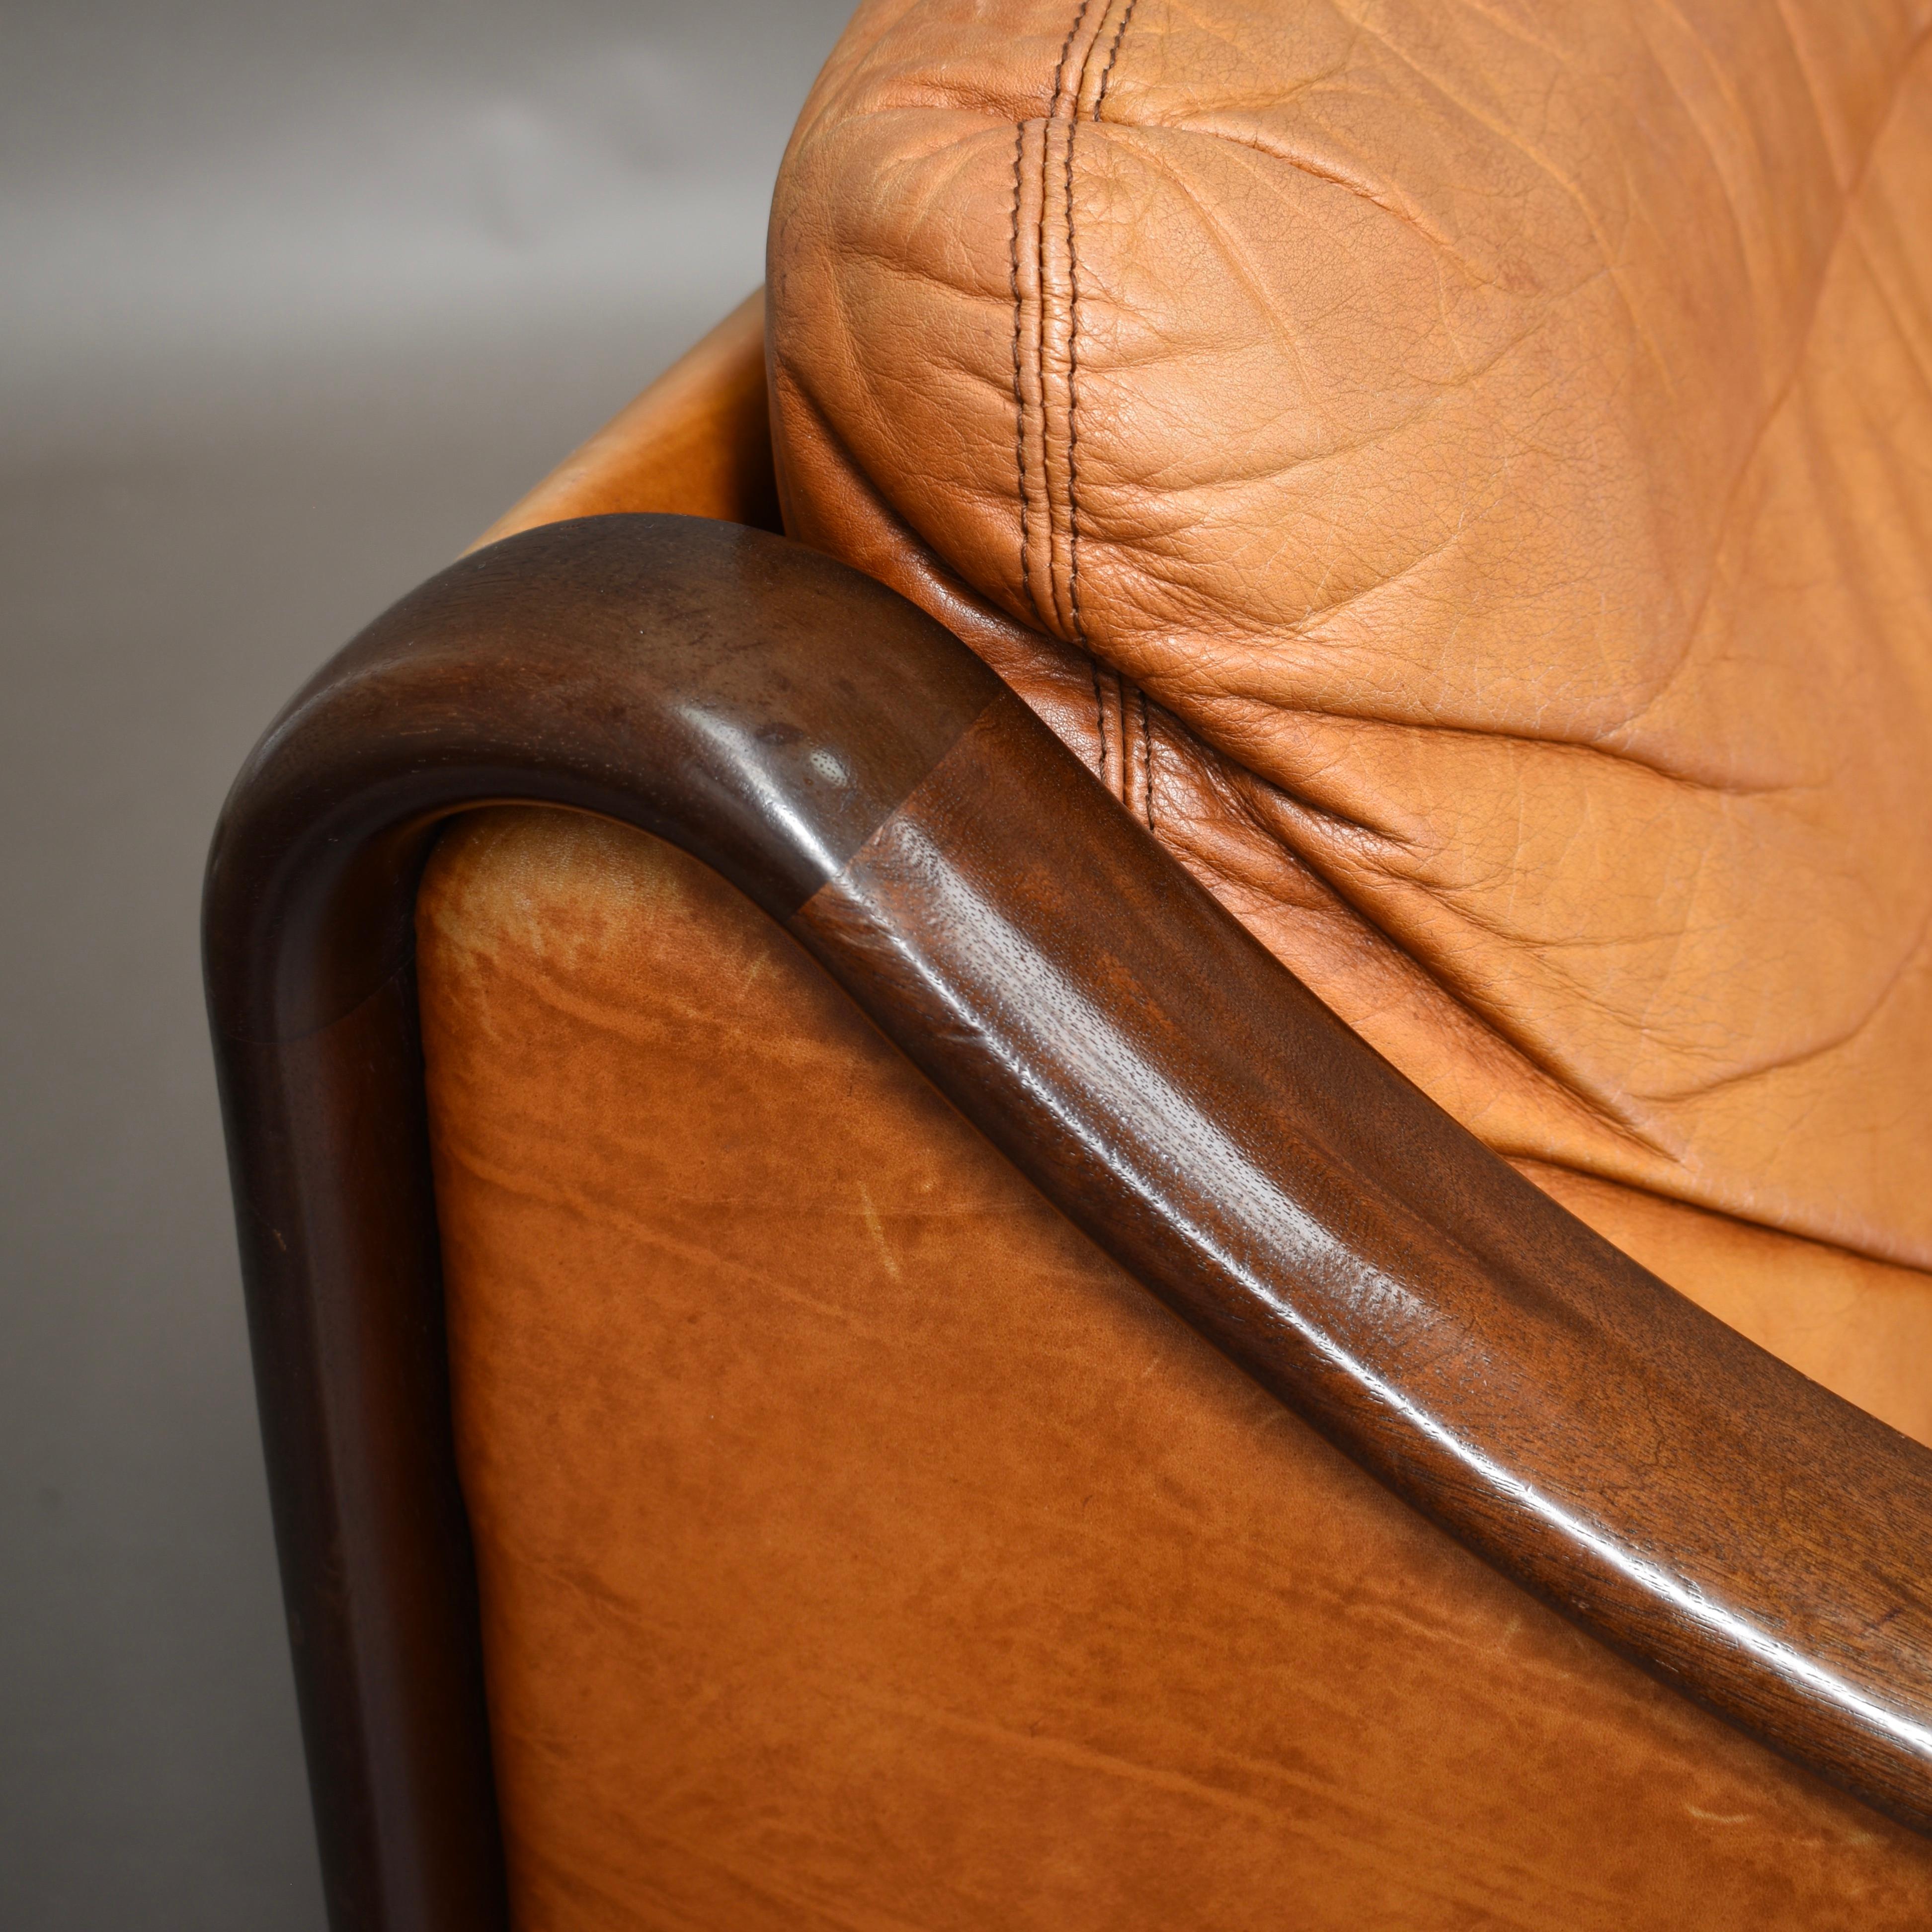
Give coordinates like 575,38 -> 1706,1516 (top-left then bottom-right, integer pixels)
1092,0 -> 1147,821
1008,123 -> 1036,630
1020,0 -> 1097,638
1048,0 -> 1093,115
1050,3 -> 1100,770
1094,0 -> 1138,120
1013,1 -> 1142,797
1065,0 -> 1138,647
1048,0 -> 1086,655
1067,115 -> 1085,658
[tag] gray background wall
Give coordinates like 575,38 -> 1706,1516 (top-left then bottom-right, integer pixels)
0,5 -> 853,1924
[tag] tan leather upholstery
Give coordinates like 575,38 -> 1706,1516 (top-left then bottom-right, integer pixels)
419,806 -> 1932,1930
768,0 -> 1932,1441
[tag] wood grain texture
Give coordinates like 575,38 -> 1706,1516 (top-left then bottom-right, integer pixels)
205,512 -> 1932,1928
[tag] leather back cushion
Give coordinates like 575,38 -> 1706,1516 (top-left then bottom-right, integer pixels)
768,0 -> 1932,1291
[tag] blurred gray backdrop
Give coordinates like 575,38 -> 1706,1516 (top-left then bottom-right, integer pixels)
0,4 -> 852,1924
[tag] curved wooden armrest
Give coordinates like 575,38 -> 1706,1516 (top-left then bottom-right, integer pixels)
206,513 -> 1932,1929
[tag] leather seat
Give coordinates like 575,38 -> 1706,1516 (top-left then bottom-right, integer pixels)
768,0 -> 1932,1442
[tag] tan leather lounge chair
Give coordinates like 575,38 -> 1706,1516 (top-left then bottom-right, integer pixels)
205,4 -> 1932,1927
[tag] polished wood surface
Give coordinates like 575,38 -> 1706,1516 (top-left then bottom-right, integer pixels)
204,516 -> 996,1931
206,512 -> 1932,1925
421,804 -> 1932,1928
466,290 -> 778,555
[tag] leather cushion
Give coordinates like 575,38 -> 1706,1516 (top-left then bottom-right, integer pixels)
769,0 -> 1932,1297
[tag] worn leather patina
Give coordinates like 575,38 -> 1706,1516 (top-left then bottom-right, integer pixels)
419,806 -> 1932,1930
768,0 -> 1932,1438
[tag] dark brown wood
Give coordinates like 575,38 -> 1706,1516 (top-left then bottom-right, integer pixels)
207,512 -> 1932,1929
203,516 -> 999,1932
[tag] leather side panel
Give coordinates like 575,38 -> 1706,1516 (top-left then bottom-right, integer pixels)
416,805 -> 1932,1931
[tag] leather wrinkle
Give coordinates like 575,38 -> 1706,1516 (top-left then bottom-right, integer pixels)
1119,684 -> 1862,1116
1048,15 -> 1932,664
770,365 -> 1014,624
1254,739 -> 1932,1117
1167,724 -> 1681,1157
1632,19 -> 1932,708
1632,890 -> 1932,1104
1517,1148 -> 1932,1282
1241,851 -> 1681,1146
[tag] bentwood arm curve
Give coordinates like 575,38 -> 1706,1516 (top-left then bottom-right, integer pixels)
205,513 -> 1932,1931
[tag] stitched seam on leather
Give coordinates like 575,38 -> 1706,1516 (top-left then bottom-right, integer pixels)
1093,0 -> 1136,121
1031,132 -> 1063,637
1046,6 -> 1088,647
1058,3 -> 1100,780
1008,122 -> 1041,630
1049,0 -> 1094,118
1065,115 -> 1084,653
1055,0 -> 1139,792
1012,121 -> 1057,642
1037,0 -> 1116,778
